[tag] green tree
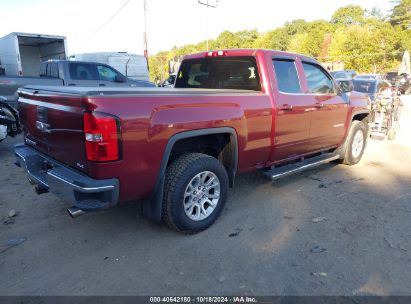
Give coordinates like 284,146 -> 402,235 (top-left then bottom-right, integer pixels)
252,28 -> 288,50
390,0 -> 411,29
331,5 -> 365,25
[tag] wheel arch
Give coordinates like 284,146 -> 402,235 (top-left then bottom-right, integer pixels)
142,127 -> 238,222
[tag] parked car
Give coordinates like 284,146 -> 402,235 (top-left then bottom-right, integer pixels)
14,49 -> 369,233
0,60 -> 155,104
352,78 -> 386,102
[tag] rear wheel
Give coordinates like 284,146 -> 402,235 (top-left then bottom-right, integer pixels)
337,120 -> 367,165
162,153 -> 228,234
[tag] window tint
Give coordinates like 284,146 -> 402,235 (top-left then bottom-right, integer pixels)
39,63 -> 47,77
97,65 -> 118,81
69,63 -> 99,80
302,63 -> 335,94
272,59 -> 301,93
175,56 -> 261,91
46,64 -> 52,77
50,63 -> 59,78
353,81 -> 375,93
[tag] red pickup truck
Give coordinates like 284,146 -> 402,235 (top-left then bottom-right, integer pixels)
14,49 -> 369,233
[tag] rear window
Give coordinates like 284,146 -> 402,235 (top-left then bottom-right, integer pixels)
175,56 -> 261,91
69,63 -> 99,80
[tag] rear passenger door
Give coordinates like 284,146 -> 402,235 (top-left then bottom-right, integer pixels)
301,62 -> 349,152
271,57 -> 314,161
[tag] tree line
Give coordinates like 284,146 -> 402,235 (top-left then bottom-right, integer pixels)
149,0 -> 411,82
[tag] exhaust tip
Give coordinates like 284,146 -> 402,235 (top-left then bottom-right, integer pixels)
67,206 -> 85,218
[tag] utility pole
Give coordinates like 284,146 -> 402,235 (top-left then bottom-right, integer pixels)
197,0 -> 219,51
144,0 -> 149,68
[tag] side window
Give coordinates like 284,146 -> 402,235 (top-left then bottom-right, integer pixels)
97,65 -> 118,82
69,63 -> 99,80
272,59 -> 301,93
39,63 -> 47,77
46,64 -> 52,77
302,63 -> 335,94
50,63 -> 59,78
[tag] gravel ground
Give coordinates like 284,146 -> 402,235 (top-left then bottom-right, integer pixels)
0,96 -> 410,296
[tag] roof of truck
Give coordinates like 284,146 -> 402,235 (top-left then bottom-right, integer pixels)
183,49 -> 318,64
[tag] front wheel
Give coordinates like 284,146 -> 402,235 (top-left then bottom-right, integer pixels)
338,120 -> 367,165
162,153 -> 229,234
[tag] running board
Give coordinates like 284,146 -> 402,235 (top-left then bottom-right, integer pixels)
263,153 -> 340,181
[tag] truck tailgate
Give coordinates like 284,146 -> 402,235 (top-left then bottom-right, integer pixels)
17,87 -> 89,173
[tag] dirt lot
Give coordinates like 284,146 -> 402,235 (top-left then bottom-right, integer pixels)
0,96 -> 410,296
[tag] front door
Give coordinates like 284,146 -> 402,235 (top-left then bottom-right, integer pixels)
271,58 -> 313,162
301,62 -> 349,151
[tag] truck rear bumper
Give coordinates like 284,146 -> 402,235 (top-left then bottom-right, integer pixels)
14,144 -> 119,211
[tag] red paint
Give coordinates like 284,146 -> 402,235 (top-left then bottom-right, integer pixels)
17,49 -> 369,204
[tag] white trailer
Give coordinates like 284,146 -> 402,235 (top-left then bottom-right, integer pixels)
0,32 -> 67,76
70,52 -> 149,81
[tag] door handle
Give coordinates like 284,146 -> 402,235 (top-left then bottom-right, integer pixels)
314,103 -> 324,108
279,104 -> 293,111
99,84 -> 106,87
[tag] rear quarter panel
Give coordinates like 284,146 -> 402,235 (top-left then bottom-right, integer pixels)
87,92 -> 273,203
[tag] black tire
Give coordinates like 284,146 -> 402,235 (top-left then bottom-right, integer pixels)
162,153 -> 229,234
337,120 -> 367,165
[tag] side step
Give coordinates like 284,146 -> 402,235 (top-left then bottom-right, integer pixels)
263,153 -> 340,181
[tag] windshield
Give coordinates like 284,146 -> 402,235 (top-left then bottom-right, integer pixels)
353,81 -> 375,93
175,56 -> 261,91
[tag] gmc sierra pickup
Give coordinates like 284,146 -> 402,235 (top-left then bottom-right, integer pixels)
14,49 -> 369,233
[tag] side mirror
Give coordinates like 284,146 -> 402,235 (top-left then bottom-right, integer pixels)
338,79 -> 353,93
114,75 -> 126,83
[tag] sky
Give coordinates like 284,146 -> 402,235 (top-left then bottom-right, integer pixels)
0,0 -> 393,56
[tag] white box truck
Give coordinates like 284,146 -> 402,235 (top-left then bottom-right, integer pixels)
0,32 -> 67,76
70,52 -> 149,81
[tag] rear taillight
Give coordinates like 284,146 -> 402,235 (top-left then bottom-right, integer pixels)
83,112 -> 120,162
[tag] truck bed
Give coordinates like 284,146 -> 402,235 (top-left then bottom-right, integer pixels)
21,85 -> 263,97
